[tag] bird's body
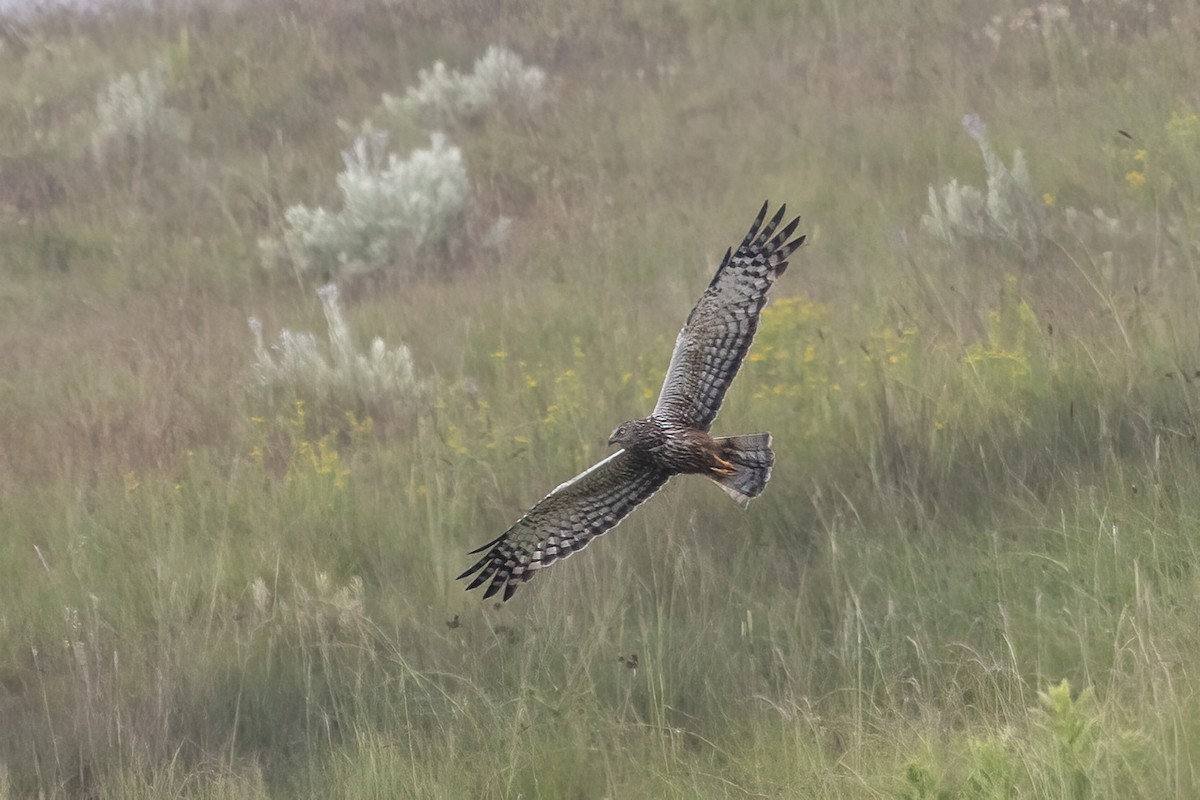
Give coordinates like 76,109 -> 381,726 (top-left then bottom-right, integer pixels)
459,202 -> 805,600
610,416 -> 729,476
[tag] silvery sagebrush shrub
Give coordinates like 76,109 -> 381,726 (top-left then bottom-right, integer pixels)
91,59 -> 190,169
269,129 -> 469,279
982,3 -> 1071,47
248,283 -> 423,404
922,114 -> 1045,261
382,45 -> 547,127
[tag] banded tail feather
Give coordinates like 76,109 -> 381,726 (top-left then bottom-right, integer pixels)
709,433 -> 774,508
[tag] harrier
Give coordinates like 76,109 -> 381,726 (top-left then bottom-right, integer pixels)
459,202 -> 805,600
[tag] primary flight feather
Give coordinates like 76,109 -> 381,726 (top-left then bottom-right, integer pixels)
459,202 -> 805,601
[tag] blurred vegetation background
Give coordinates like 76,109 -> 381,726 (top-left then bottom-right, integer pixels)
3,0 -> 1200,796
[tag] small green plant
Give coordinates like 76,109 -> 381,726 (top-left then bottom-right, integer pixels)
1036,679 -> 1098,798
922,114 -> 1045,261
962,734 -> 1017,800
382,45 -> 547,127
893,681 -> 1144,800
267,129 -> 469,278
248,283 -> 423,406
898,758 -> 949,800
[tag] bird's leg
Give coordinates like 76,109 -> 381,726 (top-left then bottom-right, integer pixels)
711,455 -> 737,476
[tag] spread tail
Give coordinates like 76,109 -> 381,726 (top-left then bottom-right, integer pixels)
710,433 -> 774,508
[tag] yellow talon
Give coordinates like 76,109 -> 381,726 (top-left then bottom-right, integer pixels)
712,456 -> 736,477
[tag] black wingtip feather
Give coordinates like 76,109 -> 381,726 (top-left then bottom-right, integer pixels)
459,534 -> 526,600
463,563 -> 491,588
742,201 -> 770,248
767,216 -> 802,253
754,204 -> 788,248
754,200 -> 770,226
784,232 -> 807,255
466,532 -> 507,555
457,547 -> 493,579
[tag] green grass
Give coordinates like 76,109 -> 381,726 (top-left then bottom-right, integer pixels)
4,0 -> 1200,796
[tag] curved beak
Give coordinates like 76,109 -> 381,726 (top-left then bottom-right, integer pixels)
607,435 -> 618,447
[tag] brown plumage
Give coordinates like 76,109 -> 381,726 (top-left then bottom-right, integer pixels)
459,202 -> 805,601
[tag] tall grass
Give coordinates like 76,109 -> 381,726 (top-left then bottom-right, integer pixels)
2,0 -> 1200,796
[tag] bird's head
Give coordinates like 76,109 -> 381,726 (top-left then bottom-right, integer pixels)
609,418 -> 663,450
608,422 -> 634,448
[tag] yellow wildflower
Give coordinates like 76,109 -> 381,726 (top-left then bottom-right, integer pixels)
1125,170 -> 1146,188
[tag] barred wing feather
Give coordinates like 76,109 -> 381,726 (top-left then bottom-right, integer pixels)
653,202 -> 805,431
458,450 -> 671,601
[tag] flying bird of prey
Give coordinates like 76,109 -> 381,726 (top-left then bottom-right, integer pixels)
459,202 -> 805,600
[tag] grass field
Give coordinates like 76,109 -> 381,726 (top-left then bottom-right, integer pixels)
4,0 -> 1200,796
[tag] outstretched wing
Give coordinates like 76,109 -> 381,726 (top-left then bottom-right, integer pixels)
459,450 -> 672,601
653,202 -> 805,431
